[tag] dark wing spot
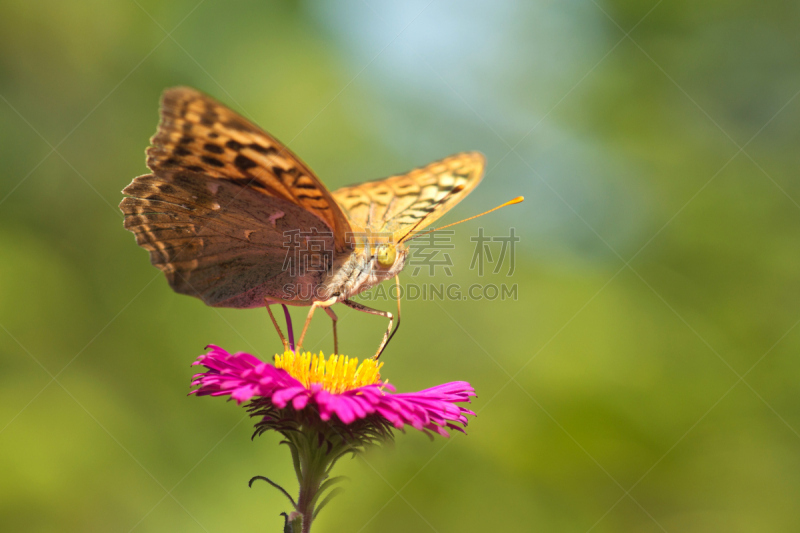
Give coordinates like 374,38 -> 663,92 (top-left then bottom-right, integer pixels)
204,143 -> 224,154
273,166 -> 289,183
208,132 -> 219,138
179,136 -> 194,144
158,184 -> 176,194
226,177 -> 255,187
296,193 -> 324,200
226,140 -> 243,150
250,143 -> 277,155
187,165 -> 204,172
226,177 -> 268,192
174,146 -> 191,156
396,184 -> 418,194
163,158 -> 179,167
273,166 -> 300,186
200,111 -> 217,126
201,156 -> 224,167
234,154 -> 258,171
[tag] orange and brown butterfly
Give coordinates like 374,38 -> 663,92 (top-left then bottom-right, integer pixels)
120,87 -> 522,357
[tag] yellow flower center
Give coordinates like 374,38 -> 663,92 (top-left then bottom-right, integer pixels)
274,351 -> 384,394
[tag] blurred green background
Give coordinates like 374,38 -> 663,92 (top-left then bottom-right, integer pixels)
3,0 -> 800,531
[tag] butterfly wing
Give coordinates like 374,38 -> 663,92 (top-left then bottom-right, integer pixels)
331,152 -> 485,241
121,87 -> 350,308
120,170 -> 335,308
145,86 -> 351,251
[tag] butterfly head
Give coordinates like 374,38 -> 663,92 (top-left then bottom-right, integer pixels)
327,237 -> 408,300
375,243 -> 398,268
365,239 -> 407,278
360,240 -> 407,291
349,231 -> 406,272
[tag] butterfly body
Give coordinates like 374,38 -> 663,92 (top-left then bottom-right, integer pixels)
321,241 -> 409,302
121,87 -> 486,354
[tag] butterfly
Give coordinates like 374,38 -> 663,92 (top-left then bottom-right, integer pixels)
120,87 -> 520,357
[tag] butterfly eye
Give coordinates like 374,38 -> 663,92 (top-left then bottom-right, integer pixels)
376,244 -> 397,267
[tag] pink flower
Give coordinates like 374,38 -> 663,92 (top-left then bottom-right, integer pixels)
191,345 -> 476,438
191,344 -> 478,530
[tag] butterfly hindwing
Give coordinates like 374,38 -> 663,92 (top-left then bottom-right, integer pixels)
331,152 -> 485,241
146,86 -> 351,251
120,170 -> 334,308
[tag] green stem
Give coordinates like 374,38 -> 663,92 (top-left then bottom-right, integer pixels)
287,434 -> 322,532
287,427 -> 349,533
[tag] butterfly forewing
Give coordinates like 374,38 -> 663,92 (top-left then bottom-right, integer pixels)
331,152 -> 485,241
146,87 -> 351,251
121,87 -> 353,308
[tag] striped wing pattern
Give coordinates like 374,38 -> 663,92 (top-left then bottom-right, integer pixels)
331,152 -> 485,241
146,87 -> 351,251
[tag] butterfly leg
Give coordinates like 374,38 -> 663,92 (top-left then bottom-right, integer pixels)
265,300 -> 290,352
391,274 -> 402,351
297,297 -> 337,354
341,299 -> 398,359
323,306 -> 338,355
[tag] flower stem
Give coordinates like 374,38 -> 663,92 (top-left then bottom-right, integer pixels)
288,429 -> 338,533
297,485 -> 315,533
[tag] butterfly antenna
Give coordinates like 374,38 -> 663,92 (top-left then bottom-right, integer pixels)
403,196 -> 524,242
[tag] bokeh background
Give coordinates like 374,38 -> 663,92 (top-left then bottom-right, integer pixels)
3,0 -> 800,531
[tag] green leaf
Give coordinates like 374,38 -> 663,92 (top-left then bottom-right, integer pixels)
313,487 -> 344,520
281,440 -> 303,481
309,476 -> 348,509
